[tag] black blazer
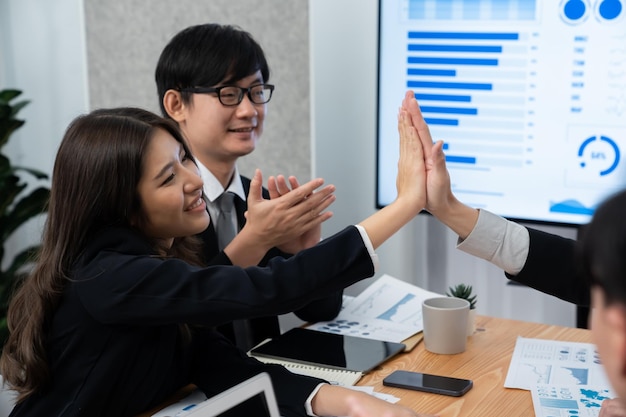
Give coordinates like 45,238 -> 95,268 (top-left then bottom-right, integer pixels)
198,176 -> 342,350
10,226 -> 373,417
505,227 -> 589,306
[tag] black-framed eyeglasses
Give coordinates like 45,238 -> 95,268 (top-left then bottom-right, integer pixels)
180,84 -> 275,106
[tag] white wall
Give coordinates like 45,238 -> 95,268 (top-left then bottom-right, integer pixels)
310,0 -> 577,327
0,0 -> 89,268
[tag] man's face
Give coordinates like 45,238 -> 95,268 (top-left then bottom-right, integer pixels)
177,71 -> 267,168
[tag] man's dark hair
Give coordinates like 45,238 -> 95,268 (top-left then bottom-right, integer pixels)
155,23 -> 270,117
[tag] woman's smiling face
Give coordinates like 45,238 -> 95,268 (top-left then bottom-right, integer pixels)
134,128 -> 209,246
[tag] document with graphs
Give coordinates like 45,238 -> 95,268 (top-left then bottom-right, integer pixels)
530,383 -> 615,417
306,274 -> 442,345
505,337 -> 611,390
505,336 -> 616,416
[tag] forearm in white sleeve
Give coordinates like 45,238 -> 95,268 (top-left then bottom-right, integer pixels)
456,209 -> 529,275
354,225 -> 380,272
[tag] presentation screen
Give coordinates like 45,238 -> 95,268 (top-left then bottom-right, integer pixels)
377,0 -> 626,226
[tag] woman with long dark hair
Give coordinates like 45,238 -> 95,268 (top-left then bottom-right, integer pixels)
0,99 -> 434,417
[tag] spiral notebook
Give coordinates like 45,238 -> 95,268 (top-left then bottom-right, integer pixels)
252,356 -> 364,386
249,328 -> 406,386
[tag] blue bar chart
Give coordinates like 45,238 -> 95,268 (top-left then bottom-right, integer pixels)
406,29 -> 530,170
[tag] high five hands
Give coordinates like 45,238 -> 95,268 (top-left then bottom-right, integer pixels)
400,90 -> 451,217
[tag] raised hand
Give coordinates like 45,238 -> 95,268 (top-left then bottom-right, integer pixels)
357,92 -> 426,249
401,90 -> 451,215
267,174 -> 325,254
222,169 -> 335,266
401,90 -> 478,239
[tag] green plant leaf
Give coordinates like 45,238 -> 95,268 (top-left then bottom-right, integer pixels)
0,174 -> 24,216
12,165 -> 49,180
0,118 -> 25,149
0,88 -> 47,348
9,100 -> 29,118
2,187 -> 49,241
0,153 -> 10,175
0,89 -> 28,150
0,89 -> 22,104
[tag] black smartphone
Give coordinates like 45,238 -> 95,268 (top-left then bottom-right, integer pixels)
383,370 -> 473,397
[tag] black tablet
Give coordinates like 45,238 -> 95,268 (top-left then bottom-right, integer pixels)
249,328 -> 406,372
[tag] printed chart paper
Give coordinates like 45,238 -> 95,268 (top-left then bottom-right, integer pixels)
306,274 -> 442,343
531,384 -> 615,417
505,337 -> 611,390
506,337 -> 616,416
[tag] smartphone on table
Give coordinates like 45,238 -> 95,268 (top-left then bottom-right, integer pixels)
383,370 -> 473,397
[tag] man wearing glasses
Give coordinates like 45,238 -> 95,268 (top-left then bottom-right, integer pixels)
155,23 -> 342,351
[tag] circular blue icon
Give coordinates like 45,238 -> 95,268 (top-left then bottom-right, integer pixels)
578,135 -> 621,176
560,0 -> 591,24
595,0 -> 623,22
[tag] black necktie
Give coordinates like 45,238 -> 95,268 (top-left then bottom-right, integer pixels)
216,192 -> 254,350
216,192 -> 237,250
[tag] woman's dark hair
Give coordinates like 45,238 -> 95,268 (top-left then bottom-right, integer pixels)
0,107 -> 203,401
155,23 -> 270,117
578,189 -> 626,306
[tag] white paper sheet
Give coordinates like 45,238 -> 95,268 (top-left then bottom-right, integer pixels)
531,384 -> 615,417
306,274 -> 442,343
505,337 -> 612,390
504,337 -> 618,416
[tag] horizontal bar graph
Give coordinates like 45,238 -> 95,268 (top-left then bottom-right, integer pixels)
408,80 -> 493,90
414,93 -> 471,102
408,56 -> 499,66
446,155 -> 476,164
424,117 -> 459,126
420,106 -> 478,115
408,44 -> 503,53
405,22 -> 530,171
408,31 -> 520,40
407,68 -> 456,76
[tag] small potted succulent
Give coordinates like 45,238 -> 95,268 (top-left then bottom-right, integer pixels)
446,284 -> 477,335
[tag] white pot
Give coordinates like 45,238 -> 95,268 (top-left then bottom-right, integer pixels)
467,309 -> 477,336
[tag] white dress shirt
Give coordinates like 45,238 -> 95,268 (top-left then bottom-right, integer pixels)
456,209 -> 530,275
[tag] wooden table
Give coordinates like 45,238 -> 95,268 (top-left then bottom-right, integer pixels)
360,315 -> 592,417
139,315 -> 592,416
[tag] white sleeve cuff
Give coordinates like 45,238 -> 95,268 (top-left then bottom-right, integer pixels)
456,209 -> 529,275
304,383 -> 326,416
354,225 -> 379,272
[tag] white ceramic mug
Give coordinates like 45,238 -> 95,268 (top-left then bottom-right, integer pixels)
422,297 -> 470,354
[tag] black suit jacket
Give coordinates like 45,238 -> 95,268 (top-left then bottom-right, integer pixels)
505,227 -> 589,306
10,226 -> 373,417
198,175 -> 342,350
